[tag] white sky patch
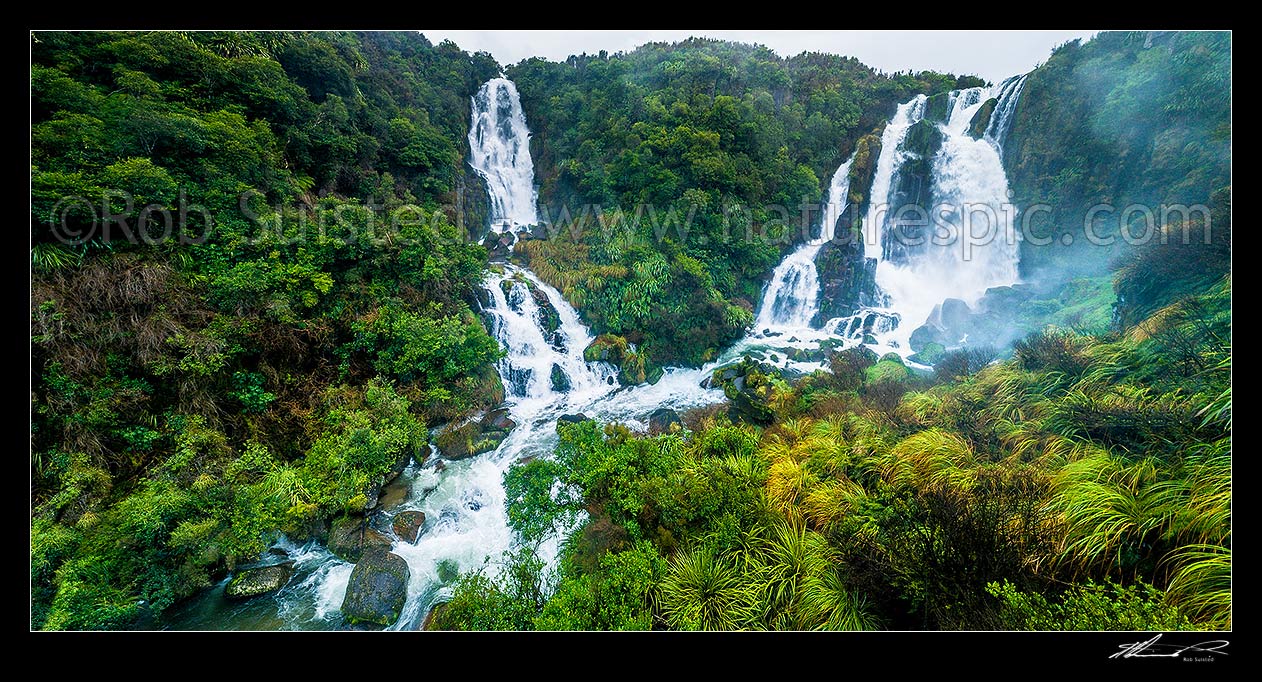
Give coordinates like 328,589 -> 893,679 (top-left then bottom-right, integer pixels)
419,30 -> 1100,84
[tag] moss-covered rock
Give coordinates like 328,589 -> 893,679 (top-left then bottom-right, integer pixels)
648,408 -> 682,434
557,413 -> 590,427
583,334 -> 629,364
908,342 -> 946,365
584,336 -> 659,386
328,515 -> 392,563
866,358 -> 912,384
619,351 -> 647,386
435,409 -> 517,460
224,562 -> 295,600
815,236 -> 875,323
969,97 -> 998,139
645,363 -> 665,386
422,602 -> 448,631
413,443 -> 432,468
712,357 -> 780,425
341,549 -> 410,627
550,363 -> 571,392
924,92 -> 952,123
530,287 -> 561,336
392,511 -> 425,544
847,130 -> 883,215
786,346 -> 825,363
903,119 -> 944,159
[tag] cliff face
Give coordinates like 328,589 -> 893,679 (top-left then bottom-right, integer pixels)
1002,30 -> 1231,279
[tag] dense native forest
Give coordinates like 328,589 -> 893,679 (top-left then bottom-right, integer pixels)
30,30 -> 1229,631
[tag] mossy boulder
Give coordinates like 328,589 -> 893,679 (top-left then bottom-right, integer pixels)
786,346 -> 825,363
224,561 -> 295,600
815,235 -> 874,323
969,97 -> 998,139
435,409 -> 517,460
341,548 -> 410,627
329,515 -> 392,563
550,363 -> 571,392
422,602 -> 448,631
712,357 -> 780,425
645,363 -> 665,386
557,413 -> 590,427
582,334 -> 661,386
412,443 -> 432,468
847,131 -> 883,213
530,287 -> 561,336
648,408 -> 682,434
924,92 -> 952,123
618,351 -> 647,386
908,342 -> 946,365
583,334 -> 629,364
903,119 -> 944,159
392,511 -> 426,544
866,357 -> 912,384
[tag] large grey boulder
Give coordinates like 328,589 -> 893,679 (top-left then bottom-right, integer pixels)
341,549 -> 411,627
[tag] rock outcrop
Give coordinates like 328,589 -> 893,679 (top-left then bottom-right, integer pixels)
392,510 -> 426,544
328,514 -> 392,563
341,549 -> 410,627
224,561 -> 296,600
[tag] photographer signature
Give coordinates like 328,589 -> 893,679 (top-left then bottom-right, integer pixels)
1111,634 -> 1229,660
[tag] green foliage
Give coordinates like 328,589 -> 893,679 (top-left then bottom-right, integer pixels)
347,301 -> 502,387
504,458 -> 576,544
987,579 -> 1192,631
229,370 -> 276,413
658,546 -> 760,630
295,379 -> 426,515
535,542 -> 665,630
30,31 -> 505,629
458,275 -> 1229,632
431,548 -> 549,631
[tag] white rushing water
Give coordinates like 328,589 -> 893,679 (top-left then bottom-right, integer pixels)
755,157 -> 855,331
468,77 -> 540,231
985,75 -> 1028,151
170,74 -> 1029,630
834,78 -> 1026,356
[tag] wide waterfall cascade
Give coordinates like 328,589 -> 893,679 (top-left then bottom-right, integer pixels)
468,78 -> 539,232
841,77 -> 1026,357
755,156 -> 855,332
166,74 -> 1030,630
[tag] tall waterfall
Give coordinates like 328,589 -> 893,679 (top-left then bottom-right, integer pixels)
839,77 -> 1026,355
468,78 -> 539,231
755,156 -> 854,331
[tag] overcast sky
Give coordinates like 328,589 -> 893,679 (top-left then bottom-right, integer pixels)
419,30 -> 1100,83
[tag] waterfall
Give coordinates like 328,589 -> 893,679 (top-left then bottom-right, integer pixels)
468,78 -> 540,232
755,156 -> 854,332
865,96 -> 927,265
380,265 -> 619,630
838,77 -> 1026,357
985,74 -> 1028,149
166,73 -> 1030,631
